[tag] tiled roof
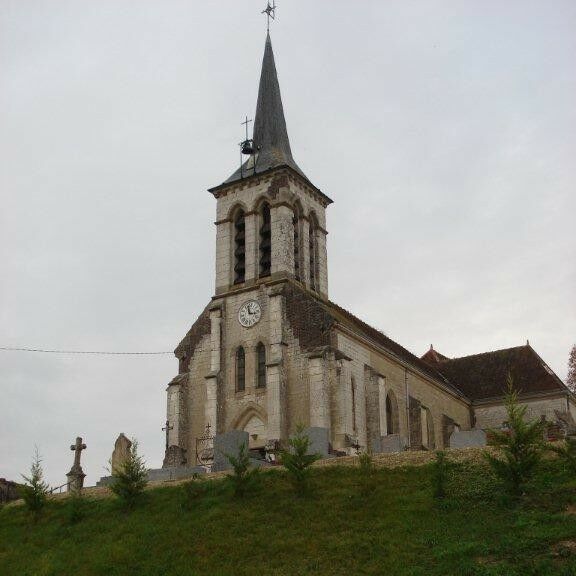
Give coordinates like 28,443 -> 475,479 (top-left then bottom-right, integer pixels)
319,297 -> 464,396
421,346 -> 450,366
430,345 -> 568,401
282,282 -> 463,397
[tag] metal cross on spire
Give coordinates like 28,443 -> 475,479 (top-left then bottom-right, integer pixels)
262,1 -> 276,32
241,115 -> 253,142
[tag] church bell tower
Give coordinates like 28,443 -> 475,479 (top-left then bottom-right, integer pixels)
208,32 -> 332,299
165,29 -> 334,468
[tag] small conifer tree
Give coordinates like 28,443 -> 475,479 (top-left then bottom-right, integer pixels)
110,439 -> 148,509
279,426 -> 320,496
225,442 -> 259,498
66,490 -> 86,525
180,477 -> 207,511
432,450 -> 450,499
358,450 -> 378,497
550,437 -> 576,473
484,375 -> 546,497
20,447 -> 50,519
566,345 -> 576,394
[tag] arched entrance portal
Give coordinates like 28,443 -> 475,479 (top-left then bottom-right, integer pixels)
231,404 -> 269,452
243,415 -> 268,449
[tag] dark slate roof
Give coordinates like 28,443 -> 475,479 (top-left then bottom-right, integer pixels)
429,345 -> 568,402
225,33 -> 308,185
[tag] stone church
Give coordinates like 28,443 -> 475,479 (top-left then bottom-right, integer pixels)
163,33 -> 575,467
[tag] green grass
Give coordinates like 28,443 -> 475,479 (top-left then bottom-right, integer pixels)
1,459 -> 576,576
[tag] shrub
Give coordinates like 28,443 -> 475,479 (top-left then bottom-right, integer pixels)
20,447 -> 49,520
279,426 -> 320,496
65,491 -> 86,524
445,461 -> 497,502
484,376 -> 546,497
110,439 -> 148,510
432,451 -> 450,499
549,437 -> 576,473
358,451 -> 378,497
225,443 -> 259,498
180,477 -> 208,511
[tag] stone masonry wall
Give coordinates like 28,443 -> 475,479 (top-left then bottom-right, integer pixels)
184,333 -> 212,463
474,395 -> 570,430
214,171 -> 329,296
336,331 -> 471,450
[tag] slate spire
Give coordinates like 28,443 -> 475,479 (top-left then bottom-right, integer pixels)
225,33 -> 307,184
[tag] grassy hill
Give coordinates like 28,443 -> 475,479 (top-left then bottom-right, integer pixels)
1,456 -> 576,576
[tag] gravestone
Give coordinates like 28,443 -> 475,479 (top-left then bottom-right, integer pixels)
212,430 -> 249,472
304,427 -> 331,458
449,429 -> 487,449
380,434 -> 403,453
162,445 -> 187,468
97,465 -> 206,487
111,433 -> 132,474
554,410 -> 576,436
0,479 -> 19,504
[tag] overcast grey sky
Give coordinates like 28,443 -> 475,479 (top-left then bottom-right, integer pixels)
1,0 -> 575,487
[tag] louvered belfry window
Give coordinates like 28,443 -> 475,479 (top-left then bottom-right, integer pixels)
293,210 -> 300,281
234,210 -> 246,284
236,347 -> 246,392
309,217 -> 317,291
259,203 -> 271,278
256,342 -> 266,388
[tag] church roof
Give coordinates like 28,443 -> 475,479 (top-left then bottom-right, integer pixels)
282,282 -> 465,398
430,345 -> 569,402
224,33 -> 309,185
420,346 -> 450,366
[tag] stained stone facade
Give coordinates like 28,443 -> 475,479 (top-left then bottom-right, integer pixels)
162,33 -> 575,467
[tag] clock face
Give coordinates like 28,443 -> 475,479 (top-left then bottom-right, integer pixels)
238,300 -> 262,328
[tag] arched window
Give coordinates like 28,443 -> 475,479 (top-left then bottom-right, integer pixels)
233,210 -> 246,284
386,392 -> 399,435
236,347 -> 246,392
259,203 -> 271,278
256,342 -> 266,388
386,395 -> 394,434
293,205 -> 301,281
351,377 -> 357,433
309,214 -> 318,291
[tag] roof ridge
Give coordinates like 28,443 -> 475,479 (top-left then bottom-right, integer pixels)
448,344 -> 529,362
305,288 -> 465,397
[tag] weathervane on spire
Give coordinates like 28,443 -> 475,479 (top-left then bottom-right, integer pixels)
262,1 -> 276,32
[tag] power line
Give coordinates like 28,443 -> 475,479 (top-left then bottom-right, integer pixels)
0,347 -> 173,356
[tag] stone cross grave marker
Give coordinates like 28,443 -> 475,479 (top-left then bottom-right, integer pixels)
162,420 -> 173,452
66,436 -> 87,492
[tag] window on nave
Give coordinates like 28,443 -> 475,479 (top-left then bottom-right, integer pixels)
236,347 -> 246,392
256,342 -> 266,388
